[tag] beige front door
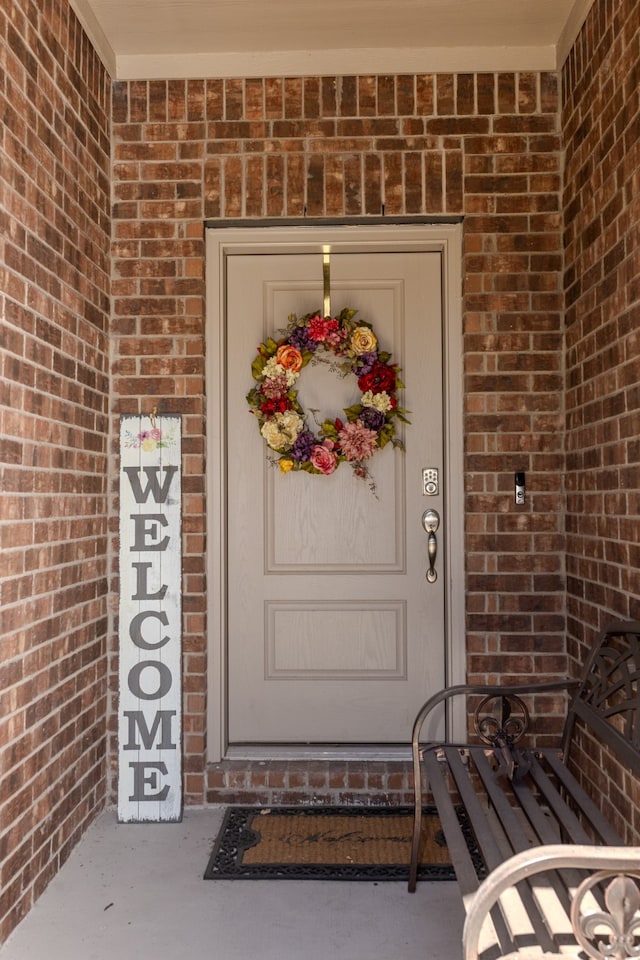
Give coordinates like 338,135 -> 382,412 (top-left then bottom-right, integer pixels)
224,244 -> 447,745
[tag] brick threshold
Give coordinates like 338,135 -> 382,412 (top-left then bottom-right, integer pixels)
206,758 -> 417,806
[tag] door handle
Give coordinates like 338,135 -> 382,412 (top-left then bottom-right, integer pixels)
421,509 -> 440,583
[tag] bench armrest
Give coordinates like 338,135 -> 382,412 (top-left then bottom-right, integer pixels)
463,844 -> 640,960
411,678 -> 579,750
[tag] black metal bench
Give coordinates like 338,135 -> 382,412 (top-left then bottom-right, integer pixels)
408,619 -> 640,960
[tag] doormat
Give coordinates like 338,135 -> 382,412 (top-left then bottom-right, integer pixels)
204,806 -> 460,881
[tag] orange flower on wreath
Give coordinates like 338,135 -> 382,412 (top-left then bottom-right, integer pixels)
276,344 -> 303,373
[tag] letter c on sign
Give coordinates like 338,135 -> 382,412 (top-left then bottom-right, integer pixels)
129,610 -> 170,650
128,661 -> 172,700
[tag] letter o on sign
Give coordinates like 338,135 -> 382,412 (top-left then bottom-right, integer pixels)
128,661 -> 172,701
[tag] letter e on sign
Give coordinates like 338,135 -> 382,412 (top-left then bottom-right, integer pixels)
118,414 -> 182,822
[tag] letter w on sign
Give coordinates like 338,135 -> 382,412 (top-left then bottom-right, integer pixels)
118,415 -> 182,823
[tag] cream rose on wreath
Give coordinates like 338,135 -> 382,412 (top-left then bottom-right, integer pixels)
351,326 -> 378,355
247,307 -> 410,489
260,409 -> 304,451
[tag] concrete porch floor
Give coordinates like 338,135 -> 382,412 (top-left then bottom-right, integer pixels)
0,807 -> 465,960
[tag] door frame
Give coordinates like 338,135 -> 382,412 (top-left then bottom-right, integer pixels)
205,221 -> 465,762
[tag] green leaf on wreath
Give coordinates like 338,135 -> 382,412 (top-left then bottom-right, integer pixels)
378,423 -> 397,448
320,420 -> 339,440
343,404 -> 363,422
251,357 -> 267,380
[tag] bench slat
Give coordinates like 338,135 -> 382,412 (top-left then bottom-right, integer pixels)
509,759 -> 588,922
423,749 -> 483,897
470,748 -> 532,849
446,749 -> 511,872
527,752 -> 624,916
539,749 -> 624,845
434,749 -> 518,958
523,755 -> 593,844
448,748 -> 567,956
468,749 -> 562,956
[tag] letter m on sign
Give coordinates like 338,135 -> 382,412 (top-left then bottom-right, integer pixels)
118,415 -> 182,823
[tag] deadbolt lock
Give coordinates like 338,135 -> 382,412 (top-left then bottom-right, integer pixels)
422,467 -> 439,496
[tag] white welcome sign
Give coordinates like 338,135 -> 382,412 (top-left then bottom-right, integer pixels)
118,414 -> 182,822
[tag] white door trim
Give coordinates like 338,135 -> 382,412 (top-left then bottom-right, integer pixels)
205,222 -> 465,762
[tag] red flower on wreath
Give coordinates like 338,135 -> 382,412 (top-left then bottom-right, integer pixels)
260,397 -> 292,416
357,362 -> 397,394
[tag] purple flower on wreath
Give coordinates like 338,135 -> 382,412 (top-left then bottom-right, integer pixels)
353,351 -> 377,375
287,326 -> 318,353
360,406 -> 386,432
291,430 -> 316,462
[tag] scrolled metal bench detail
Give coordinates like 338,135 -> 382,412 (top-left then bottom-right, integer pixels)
473,693 -> 530,746
472,692 -> 531,782
572,870 -> 640,960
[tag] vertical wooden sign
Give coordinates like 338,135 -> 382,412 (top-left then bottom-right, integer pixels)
118,414 -> 182,822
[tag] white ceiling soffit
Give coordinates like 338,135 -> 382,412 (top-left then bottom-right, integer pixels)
70,0 -> 595,81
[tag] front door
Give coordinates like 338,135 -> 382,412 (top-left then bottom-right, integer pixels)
223,242 -> 447,745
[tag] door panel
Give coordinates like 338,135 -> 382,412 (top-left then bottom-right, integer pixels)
226,249 -> 444,743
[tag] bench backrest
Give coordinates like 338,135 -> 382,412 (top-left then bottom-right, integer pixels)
563,619 -> 640,777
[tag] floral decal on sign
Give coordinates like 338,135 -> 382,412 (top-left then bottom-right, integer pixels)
123,427 -> 178,452
246,308 -> 410,488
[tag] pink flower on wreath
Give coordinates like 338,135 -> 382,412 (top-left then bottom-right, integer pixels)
261,372 -> 291,398
308,315 -> 339,342
310,443 -> 338,475
338,419 -> 379,461
324,325 -> 349,351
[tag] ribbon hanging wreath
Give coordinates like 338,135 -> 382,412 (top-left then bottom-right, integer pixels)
246,308 -> 410,486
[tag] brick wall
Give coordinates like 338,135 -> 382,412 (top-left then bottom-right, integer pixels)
111,70 -> 566,802
563,0 -> 640,641
3,0 -> 639,942
562,0 -> 640,842
0,0 -> 111,942
2,0 -> 639,941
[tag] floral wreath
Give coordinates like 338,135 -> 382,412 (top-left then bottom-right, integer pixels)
246,307 -> 410,485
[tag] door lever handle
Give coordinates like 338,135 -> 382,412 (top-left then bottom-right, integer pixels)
421,509 -> 440,583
